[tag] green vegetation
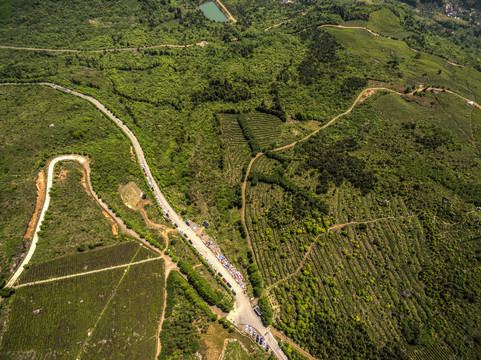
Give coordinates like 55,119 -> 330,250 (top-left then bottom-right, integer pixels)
0,85 -> 161,284
247,91 -> 481,358
258,296 -> 273,326
33,161 -> 120,261
238,113 -> 261,156
1,268 -> 125,357
158,270 -> 215,359
20,242 -> 153,283
82,258 -> 165,359
178,259 -> 234,312
1,243 -> 164,359
2,0 -> 481,358
223,340 -> 269,360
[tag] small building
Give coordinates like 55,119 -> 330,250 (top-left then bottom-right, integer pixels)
254,305 -> 262,316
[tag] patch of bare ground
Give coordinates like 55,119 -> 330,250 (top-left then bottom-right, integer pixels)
119,181 -> 142,210
57,169 -> 68,181
129,146 -> 136,162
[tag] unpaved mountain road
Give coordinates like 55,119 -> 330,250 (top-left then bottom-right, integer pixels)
0,82 -> 287,360
0,42 -> 207,53
5,154 -> 86,288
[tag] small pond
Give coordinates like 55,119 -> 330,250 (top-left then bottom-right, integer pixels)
199,1 -> 228,22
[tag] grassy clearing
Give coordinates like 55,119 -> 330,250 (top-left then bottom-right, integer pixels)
367,8 -> 410,40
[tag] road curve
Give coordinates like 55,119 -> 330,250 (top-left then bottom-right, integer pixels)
0,82 -> 287,360
5,154 -> 86,288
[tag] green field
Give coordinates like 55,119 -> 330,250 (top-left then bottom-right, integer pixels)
20,242 -> 154,284
1,254 -> 164,359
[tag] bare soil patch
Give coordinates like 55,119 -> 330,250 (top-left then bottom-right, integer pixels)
57,169 -> 68,181
119,181 -> 142,210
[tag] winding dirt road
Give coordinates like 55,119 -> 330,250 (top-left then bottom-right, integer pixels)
240,86 -> 481,273
215,0 -> 237,23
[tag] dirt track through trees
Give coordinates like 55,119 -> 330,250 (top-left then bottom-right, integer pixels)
0,42 -> 207,53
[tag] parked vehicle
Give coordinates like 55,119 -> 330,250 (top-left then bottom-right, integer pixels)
266,345 -> 270,352
262,341 -> 266,348
252,330 -> 256,338
231,289 -> 236,296
218,272 -> 223,277
256,335 -> 259,343
227,282 -> 232,288
188,239 -> 193,244
222,278 -> 227,283
244,324 -> 248,332
249,326 -> 252,334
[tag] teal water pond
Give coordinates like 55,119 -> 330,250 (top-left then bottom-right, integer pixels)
199,1 -> 228,22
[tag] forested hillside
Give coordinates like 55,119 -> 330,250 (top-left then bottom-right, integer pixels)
1,0 -> 481,359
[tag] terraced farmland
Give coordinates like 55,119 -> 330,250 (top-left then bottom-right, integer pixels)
218,113 -> 251,184
20,241 -> 154,284
243,89 -> 481,358
1,253 -> 164,359
246,112 -> 284,149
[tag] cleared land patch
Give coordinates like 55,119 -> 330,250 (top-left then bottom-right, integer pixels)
119,181 -> 143,210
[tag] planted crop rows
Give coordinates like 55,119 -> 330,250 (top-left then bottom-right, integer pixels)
20,241 -> 153,284
218,113 -> 251,184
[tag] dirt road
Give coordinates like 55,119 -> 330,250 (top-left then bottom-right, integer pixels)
215,0 -> 237,23
16,255 -> 162,289
0,42 -> 206,53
